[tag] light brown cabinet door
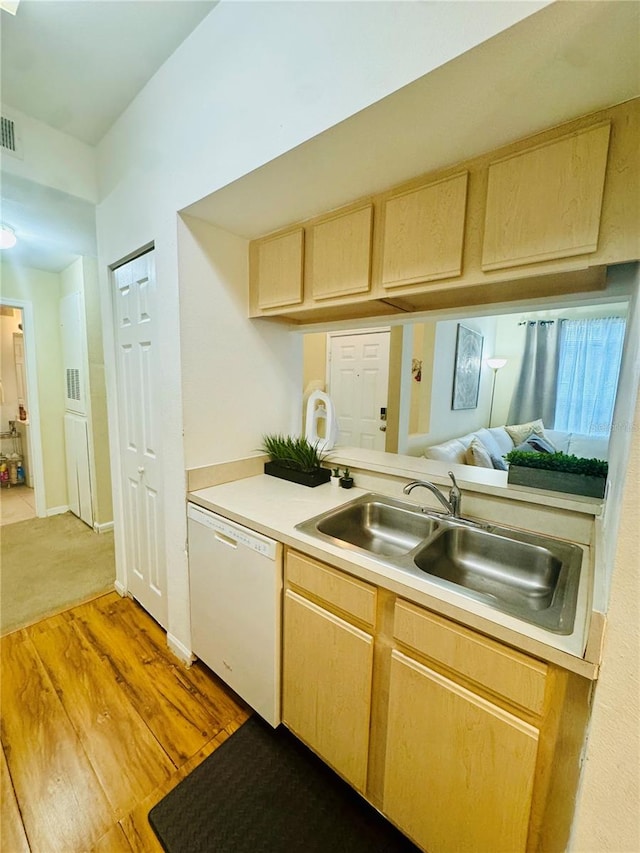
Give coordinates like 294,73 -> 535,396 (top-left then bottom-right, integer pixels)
383,650 -> 539,853
282,589 -> 373,792
309,204 -> 373,300
255,228 -> 304,310
381,172 -> 468,288
482,122 -> 611,271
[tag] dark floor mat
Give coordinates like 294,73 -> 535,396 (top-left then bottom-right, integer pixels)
149,715 -> 420,853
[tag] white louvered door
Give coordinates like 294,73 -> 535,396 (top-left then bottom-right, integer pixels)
112,250 -> 167,628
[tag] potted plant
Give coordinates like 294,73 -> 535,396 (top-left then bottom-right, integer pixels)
339,467 -> 354,489
260,434 -> 331,488
504,450 -> 608,499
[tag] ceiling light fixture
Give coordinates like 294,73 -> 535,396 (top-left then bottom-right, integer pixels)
0,224 -> 17,249
0,0 -> 20,14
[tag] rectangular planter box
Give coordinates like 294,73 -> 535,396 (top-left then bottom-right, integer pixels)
264,461 -> 331,488
507,465 -> 606,499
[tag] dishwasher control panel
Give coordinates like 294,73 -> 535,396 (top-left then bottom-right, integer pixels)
187,502 -> 277,559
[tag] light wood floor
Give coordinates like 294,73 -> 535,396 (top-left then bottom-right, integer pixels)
1,591 -> 250,852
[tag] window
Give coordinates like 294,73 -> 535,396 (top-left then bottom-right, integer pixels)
553,317 -> 626,437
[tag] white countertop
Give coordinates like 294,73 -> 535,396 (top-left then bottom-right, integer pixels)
188,474 -> 597,678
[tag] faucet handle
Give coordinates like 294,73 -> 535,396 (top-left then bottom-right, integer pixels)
447,471 -> 462,517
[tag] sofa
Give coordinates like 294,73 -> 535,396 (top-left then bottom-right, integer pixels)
417,420 -> 609,470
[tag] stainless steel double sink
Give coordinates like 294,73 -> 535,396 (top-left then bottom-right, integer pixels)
295,493 -> 583,635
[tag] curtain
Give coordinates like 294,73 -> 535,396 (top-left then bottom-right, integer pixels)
554,317 -> 626,436
507,321 -> 561,427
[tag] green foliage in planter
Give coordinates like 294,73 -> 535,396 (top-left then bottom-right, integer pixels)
260,434 -> 329,473
504,450 -> 608,478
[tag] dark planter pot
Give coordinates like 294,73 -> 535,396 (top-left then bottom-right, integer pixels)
507,465 -> 606,499
264,461 -> 331,488
339,477 -> 354,489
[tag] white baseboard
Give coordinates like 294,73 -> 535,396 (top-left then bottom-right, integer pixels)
47,505 -> 69,517
167,632 -> 195,666
94,520 -> 114,533
114,579 -> 128,597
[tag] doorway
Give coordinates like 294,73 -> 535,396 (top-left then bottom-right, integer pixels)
0,300 -> 45,521
328,329 -> 390,451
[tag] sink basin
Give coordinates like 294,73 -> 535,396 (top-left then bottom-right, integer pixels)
412,523 -> 582,633
296,493 -> 582,634
296,494 -> 439,558
414,526 -> 560,609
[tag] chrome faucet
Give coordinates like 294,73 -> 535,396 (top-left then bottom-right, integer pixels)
403,471 -> 462,518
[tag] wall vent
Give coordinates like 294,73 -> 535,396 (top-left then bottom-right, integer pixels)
1,114 -> 23,158
66,368 -> 81,402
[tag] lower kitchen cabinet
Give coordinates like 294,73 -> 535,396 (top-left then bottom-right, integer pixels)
282,549 -> 591,852
282,588 -> 374,792
383,649 -> 539,853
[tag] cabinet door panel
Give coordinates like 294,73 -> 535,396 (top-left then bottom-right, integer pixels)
282,590 -> 373,792
482,123 -> 610,271
310,205 -> 373,300
256,228 -> 304,310
384,651 -> 539,853
382,172 -> 468,288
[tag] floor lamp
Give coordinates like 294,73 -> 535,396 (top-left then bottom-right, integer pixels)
486,358 -> 507,427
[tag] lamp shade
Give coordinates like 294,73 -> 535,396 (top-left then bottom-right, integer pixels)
486,357 -> 507,371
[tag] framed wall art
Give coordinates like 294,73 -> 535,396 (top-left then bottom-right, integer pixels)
452,324 -> 483,410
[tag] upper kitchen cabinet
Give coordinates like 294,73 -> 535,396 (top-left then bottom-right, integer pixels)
247,99 -> 638,324
249,227 -> 304,314
307,203 -> 374,300
482,123 -> 611,271
380,172 -> 468,289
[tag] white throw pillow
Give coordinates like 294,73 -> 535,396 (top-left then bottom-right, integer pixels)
424,438 -> 468,465
464,437 -> 494,469
505,419 -> 549,447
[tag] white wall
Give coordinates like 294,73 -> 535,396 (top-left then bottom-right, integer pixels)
95,0 -> 539,652
1,104 -> 98,203
426,317 -> 498,444
178,214 -> 301,469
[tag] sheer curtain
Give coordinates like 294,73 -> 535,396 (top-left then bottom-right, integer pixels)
554,317 -> 626,436
507,321 -> 561,426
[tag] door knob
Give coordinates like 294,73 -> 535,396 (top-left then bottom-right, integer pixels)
138,466 -> 145,475
379,425 -> 387,432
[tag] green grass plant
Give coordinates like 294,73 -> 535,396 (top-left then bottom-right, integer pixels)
260,434 -> 329,472
504,450 -> 608,478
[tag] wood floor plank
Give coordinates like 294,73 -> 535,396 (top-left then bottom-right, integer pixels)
109,594 -> 248,723
0,630 -> 114,853
70,595 -> 243,764
90,823 -> 134,853
1,743 -> 30,853
29,617 -> 175,817
120,716 -> 248,853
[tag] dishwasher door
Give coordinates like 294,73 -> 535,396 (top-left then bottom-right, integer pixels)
187,502 -> 282,726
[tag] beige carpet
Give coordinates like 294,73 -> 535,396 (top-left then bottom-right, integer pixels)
0,512 -> 116,636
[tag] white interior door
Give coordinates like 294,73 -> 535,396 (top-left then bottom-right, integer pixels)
113,250 -> 167,628
329,330 -> 390,450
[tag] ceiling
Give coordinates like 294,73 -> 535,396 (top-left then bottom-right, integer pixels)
0,0 -> 217,145
0,0 -> 217,273
0,0 -> 639,273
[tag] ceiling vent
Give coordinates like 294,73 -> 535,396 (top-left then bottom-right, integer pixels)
1,115 -> 23,159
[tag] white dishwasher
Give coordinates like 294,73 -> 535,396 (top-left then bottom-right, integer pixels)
187,502 -> 282,726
